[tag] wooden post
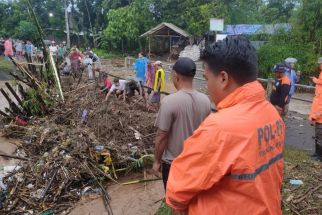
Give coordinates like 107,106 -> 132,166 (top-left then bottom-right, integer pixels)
169,36 -> 172,54
266,78 -> 273,98
148,36 -> 151,58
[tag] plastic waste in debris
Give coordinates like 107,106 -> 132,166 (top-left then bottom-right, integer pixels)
26,184 -> 34,189
94,145 -> 113,151
40,210 -> 54,215
15,116 -> 28,126
0,177 -> 7,190
289,179 -> 304,185
82,109 -> 88,125
3,165 -> 22,172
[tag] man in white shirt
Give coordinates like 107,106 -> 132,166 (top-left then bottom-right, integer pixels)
49,41 -> 58,62
105,78 -> 128,102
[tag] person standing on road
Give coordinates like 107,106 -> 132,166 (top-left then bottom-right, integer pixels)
149,61 -> 165,109
166,36 -> 285,215
284,57 -> 300,104
153,57 -> 212,190
15,39 -> 23,61
134,52 -> 149,97
49,41 -> 58,63
309,57 -> 322,160
4,36 -> 13,60
270,63 -> 291,116
57,44 -> 64,65
25,41 -> 34,62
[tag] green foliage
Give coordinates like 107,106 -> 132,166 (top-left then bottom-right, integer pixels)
155,202 -> 171,215
291,0 -> 322,53
259,0 -> 298,23
92,48 -> 122,59
258,31 -> 317,83
258,0 -> 321,83
14,21 -> 38,41
22,87 -> 54,116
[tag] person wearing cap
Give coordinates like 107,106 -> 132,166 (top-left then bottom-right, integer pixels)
165,36 -> 284,215
150,61 -> 165,109
152,57 -> 212,191
309,57 -> 322,160
270,63 -> 291,116
284,57 -> 300,104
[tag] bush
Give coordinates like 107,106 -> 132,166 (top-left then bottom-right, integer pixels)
92,48 -> 123,59
14,21 -> 38,41
257,32 -> 318,84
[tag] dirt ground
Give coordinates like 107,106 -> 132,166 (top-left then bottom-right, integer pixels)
70,178 -> 163,215
0,58 -> 318,215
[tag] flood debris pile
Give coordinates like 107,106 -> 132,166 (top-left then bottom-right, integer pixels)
55,85 -> 156,165
283,156 -> 322,214
0,84 -> 156,214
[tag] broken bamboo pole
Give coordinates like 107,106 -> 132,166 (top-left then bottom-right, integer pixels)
0,153 -> 28,161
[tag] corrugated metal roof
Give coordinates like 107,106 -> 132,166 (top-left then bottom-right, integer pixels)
140,22 -> 191,38
223,23 -> 291,35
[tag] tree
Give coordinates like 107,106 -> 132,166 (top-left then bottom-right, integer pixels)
260,0 -> 298,23
14,21 -> 38,40
292,0 -> 322,54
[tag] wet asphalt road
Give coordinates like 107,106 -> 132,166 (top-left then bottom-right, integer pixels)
285,112 -> 315,152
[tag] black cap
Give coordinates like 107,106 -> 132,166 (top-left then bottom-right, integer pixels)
273,64 -> 285,73
173,57 -> 196,77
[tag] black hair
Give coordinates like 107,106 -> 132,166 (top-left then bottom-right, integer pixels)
200,36 -> 258,85
113,78 -> 119,84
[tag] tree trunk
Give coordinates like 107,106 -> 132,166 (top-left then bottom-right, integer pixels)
65,0 -> 71,49
84,0 -> 96,48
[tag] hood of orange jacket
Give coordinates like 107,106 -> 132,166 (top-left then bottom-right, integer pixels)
166,81 -> 284,215
310,71 -> 322,122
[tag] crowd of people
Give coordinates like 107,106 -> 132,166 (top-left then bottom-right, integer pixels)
2,34 -> 322,214
99,52 -> 165,110
147,37 -> 320,215
0,36 -> 47,63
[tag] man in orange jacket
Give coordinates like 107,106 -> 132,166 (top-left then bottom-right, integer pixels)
166,36 -> 285,215
309,57 -> 322,159
270,63 -> 291,116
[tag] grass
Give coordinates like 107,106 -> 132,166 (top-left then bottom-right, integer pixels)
0,56 -> 14,73
155,147 -> 312,215
92,48 -> 123,59
155,202 -> 171,215
284,146 -> 310,164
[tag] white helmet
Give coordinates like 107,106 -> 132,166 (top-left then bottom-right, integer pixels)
154,61 -> 162,66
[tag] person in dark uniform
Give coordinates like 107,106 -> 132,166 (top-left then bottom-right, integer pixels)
270,64 -> 291,116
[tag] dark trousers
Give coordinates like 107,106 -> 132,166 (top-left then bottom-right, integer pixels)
162,162 -> 171,191
315,123 -> 322,157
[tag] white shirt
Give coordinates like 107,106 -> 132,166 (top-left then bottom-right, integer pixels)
110,80 -> 128,92
49,45 -> 58,55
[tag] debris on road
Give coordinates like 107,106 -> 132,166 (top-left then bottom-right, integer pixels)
0,82 -> 156,214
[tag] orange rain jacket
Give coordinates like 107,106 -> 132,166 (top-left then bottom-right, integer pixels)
310,71 -> 322,123
166,81 -> 285,215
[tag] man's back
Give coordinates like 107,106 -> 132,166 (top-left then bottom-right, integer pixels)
166,81 -> 284,215
155,90 -> 211,163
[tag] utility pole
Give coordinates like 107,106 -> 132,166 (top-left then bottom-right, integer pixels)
65,0 -> 71,49
84,0 -> 96,48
